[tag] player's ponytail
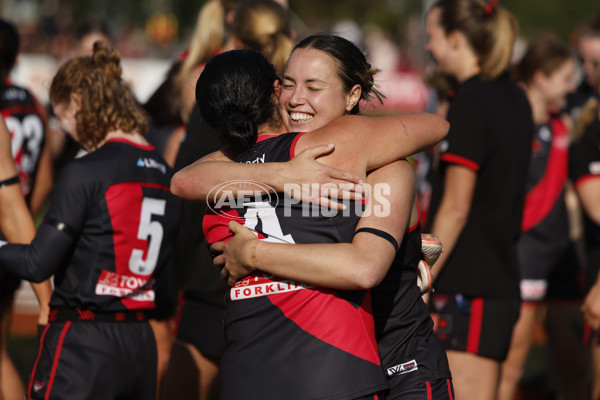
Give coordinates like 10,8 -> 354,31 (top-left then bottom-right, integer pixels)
433,0 -> 518,80
195,49 -> 281,152
232,0 -> 293,76
50,41 -> 149,150
91,41 -> 122,83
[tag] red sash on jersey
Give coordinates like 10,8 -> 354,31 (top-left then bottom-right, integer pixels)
521,116 -> 568,232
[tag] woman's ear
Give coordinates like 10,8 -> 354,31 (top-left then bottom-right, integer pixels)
69,92 -> 82,114
448,29 -> 464,51
273,79 -> 281,98
345,84 -> 362,113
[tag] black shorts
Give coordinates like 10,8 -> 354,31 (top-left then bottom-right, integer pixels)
175,297 -> 225,358
518,234 -> 583,301
429,293 -> 520,361
389,378 -> 454,400
28,321 -> 156,400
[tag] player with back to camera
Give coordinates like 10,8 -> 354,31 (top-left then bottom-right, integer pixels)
0,42 -> 181,399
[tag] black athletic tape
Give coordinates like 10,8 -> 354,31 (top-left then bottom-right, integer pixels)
354,227 -> 399,251
0,175 -> 19,188
44,217 -> 78,239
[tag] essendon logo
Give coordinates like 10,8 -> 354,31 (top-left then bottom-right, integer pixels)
33,380 -> 45,392
386,359 -> 418,376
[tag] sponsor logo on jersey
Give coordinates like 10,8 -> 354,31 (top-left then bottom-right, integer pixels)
246,153 -> 266,163
386,359 -> 418,376
207,180 -> 279,219
95,270 -> 156,301
230,272 -> 312,300
538,125 -> 552,142
439,140 -> 449,153
589,161 -> 600,175
2,87 -> 27,101
430,313 -> 452,339
136,157 -> 166,174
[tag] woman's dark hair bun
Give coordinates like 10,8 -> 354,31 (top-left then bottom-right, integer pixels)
221,111 -> 257,149
196,49 -> 280,151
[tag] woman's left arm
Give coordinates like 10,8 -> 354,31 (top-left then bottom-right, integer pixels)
429,164 -> 477,280
574,178 -> 600,329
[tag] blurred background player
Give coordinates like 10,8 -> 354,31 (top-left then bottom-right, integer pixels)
570,62 -> 600,400
498,30 -> 589,400
424,1 -> 534,398
0,18 -> 53,400
567,12 -> 600,122
0,42 -> 181,399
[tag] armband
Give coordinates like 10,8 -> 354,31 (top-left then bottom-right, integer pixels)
44,217 -> 78,239
0,175 -> 19,188
355,227 -> 399,251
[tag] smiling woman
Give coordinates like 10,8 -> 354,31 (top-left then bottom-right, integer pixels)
280,35 -> 384,132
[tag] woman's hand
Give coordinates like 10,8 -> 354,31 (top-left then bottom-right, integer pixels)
211,221 -> 259,286
582,280 -> 600,331
279,144 -> 363,209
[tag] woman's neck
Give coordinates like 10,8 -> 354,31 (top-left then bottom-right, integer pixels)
92,130 -> 149,150
454,49 -> 480,83
257,120 -> 287,137
525,87 -> 549,125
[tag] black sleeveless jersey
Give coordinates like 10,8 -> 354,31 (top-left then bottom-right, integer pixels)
372,221 -> 451,396
1,82 -> 46,204
570,118 -> 600,287
0,138 -> 181,312
204,132 -> 388,400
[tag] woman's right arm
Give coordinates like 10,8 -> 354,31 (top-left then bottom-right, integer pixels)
171,144 -> 361,205
171,112 -> 448,203
574,178 -> 600,329
302,112 -> 450,172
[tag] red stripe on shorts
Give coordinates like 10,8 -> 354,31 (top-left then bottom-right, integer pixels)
447,378 -> 454,400
28,324 -> 50,400
466,298 -> 484,353
45,321 -> 71,400
425,381 -> 432,400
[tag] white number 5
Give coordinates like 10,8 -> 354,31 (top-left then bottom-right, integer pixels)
129,197 -> 166,276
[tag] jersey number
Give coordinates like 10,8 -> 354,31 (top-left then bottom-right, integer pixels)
129,197 -> 166,276
243,202 -> 295,244
6,114 -> 44,173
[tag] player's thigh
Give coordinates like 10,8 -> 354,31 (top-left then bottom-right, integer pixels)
447,350 -> 499,400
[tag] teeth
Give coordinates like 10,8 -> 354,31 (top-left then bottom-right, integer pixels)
290,112 -> 313,122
